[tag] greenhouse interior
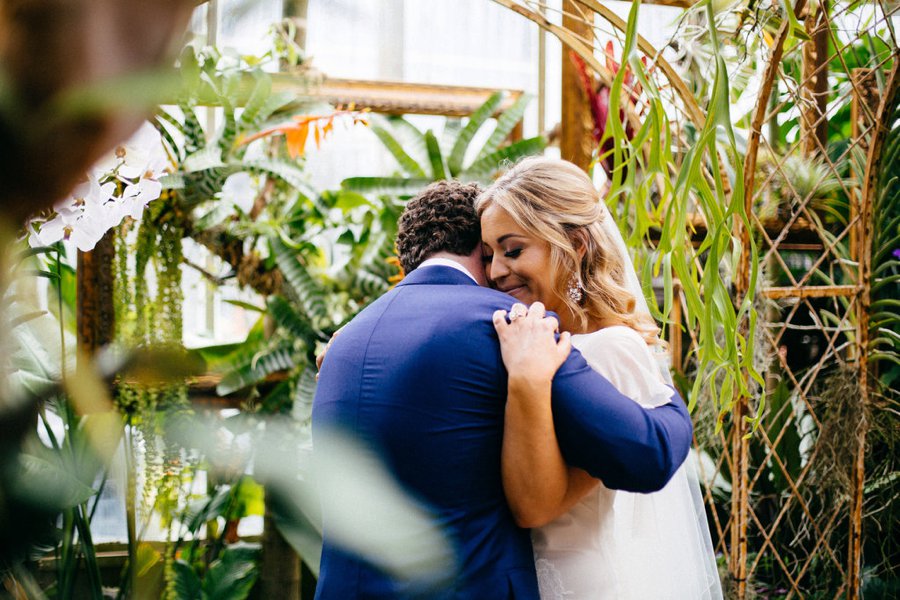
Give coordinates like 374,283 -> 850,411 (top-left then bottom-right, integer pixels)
0,0 -> 897,598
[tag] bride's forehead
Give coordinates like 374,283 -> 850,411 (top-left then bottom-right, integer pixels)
481,204 -> 522,232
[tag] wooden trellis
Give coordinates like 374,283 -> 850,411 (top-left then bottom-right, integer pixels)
496,0 -> 898,597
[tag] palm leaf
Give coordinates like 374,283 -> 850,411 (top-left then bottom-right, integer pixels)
271,238 -> 328,331
341,176 -> 432,197
244,158 -> 316,197
178,101 -> 205,155
217,343 -> 295,396
440,118 -> 462,158
267,295 -> 317,341
463,136 -> 546,180
448,91 -> 505,177
239,73 -> 273,132
476,92 -> 533,160
293,365 -> 317,422
424,130 -> 447,180
370,121 -> 427,178
384,116 -> 429,169
352,269 -> 392,298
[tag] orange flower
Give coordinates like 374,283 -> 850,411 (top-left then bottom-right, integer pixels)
386,255 -> 405,287
239,107 -> 370,159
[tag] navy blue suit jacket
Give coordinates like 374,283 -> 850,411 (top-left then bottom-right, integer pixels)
312,266 -> 693,599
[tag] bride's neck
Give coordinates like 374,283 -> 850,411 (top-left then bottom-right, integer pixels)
558,309 -> 605,335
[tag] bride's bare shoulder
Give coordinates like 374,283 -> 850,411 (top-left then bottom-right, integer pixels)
574,325 -> 647,354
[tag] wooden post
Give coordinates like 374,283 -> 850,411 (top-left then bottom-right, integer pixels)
259,509 -> 302,600
849,68 -> 878,264
283,0 -> 309,52
560,0 -> 593,171
800,0 -> 829,155
76,231 -> 116,360
847,57 -> 897,600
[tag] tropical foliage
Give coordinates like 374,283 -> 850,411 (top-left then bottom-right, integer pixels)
342,91 -> 544,197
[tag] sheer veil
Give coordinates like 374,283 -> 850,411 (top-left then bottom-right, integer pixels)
598,203 -> 724,599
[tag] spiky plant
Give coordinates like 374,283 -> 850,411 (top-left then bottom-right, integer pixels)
341,91 -> 544,197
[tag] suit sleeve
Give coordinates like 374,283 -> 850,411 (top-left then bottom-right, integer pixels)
549,348 -> 693,493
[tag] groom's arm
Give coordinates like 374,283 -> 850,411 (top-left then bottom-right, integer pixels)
549,349 -> 692,493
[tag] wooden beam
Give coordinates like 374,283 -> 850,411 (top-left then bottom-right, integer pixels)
309,78 -> 524,117
760,285 -> 858,299
849,53 -> 899,600
560,0 -> 593,171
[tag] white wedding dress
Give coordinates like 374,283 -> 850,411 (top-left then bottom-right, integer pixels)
532,325 -> 723,599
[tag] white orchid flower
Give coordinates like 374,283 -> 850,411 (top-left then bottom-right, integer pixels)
93,121 -> 169,181
220,172 -> 257,213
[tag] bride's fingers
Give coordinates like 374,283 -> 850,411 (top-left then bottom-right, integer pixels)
555,331 -> 573,362
492,309 -> 509,334
527,301 -> 546,319
541,315 -> 559,332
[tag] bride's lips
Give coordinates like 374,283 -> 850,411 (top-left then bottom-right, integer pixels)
501,285 -> 526,299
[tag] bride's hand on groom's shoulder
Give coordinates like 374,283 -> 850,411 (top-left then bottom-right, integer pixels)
492,302 -> 572,386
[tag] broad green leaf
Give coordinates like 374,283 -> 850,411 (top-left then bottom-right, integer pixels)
202,544 -> 260,600
228,476 -> 266,519
17,454 -> 97,508
172,560 -> 202,600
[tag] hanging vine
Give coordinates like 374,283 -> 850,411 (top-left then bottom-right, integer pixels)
114,189 -> 194,597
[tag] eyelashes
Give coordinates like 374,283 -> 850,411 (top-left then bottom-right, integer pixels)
481,248 -> 523,264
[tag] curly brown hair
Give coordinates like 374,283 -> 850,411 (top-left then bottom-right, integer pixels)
395,180 -> 483,273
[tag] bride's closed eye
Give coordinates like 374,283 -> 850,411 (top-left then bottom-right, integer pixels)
504,248 -> 523,259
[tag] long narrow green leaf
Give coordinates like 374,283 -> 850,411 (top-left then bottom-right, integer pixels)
463,137 -> 546,180
476,92 -> 533,160
341,176 -> 432,197
448,91 -> 505,176
385,116 -> 429,168
424,130 -> 447,180
371,123 -> 427,178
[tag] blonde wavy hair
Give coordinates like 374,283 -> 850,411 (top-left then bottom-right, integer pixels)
475,156 -> 660,344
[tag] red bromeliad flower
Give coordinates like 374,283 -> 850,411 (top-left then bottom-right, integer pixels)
570,42 -> 647,176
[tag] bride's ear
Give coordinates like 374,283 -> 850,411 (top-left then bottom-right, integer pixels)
571,229 -> 589,262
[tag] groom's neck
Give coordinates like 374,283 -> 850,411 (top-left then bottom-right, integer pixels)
425,251 -> 487,286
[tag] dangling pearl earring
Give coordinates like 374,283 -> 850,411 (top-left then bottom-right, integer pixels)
567,274 -> 583,303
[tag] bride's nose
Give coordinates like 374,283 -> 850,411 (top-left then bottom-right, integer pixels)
489,255 -> 510,279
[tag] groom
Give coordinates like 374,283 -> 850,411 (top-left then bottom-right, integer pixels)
312,180 -> 693,599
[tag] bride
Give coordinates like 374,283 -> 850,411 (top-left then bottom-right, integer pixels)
476,157 -> 722,599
